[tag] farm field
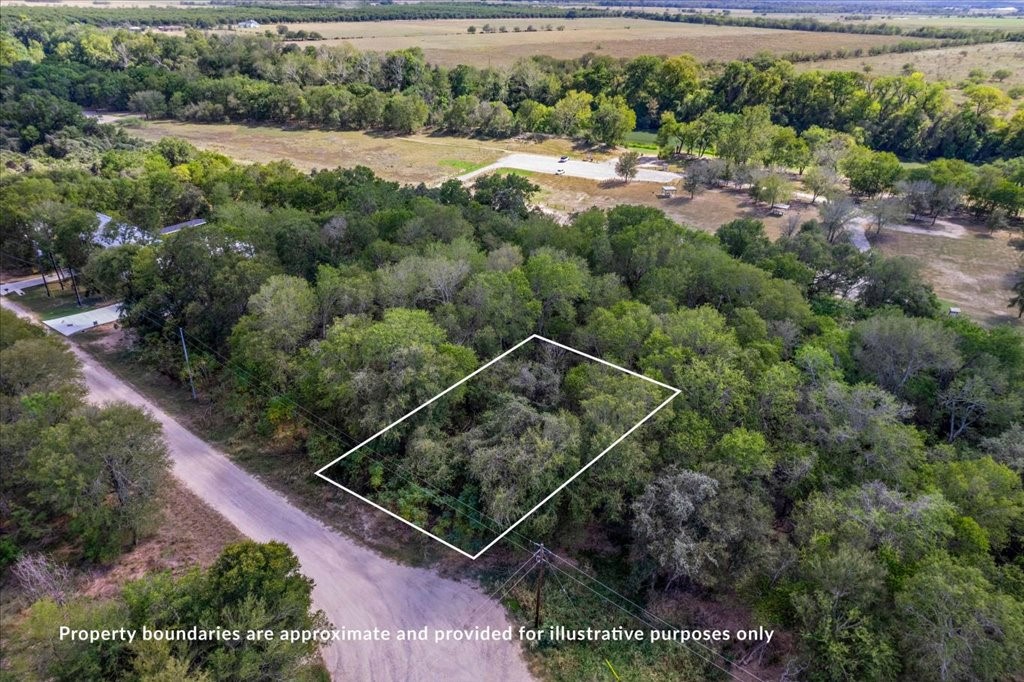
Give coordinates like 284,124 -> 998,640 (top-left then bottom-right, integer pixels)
224,17 -> 929,66
683,9 -> 1024,30
119,119 -> 596,184
801,40 -> 1024,87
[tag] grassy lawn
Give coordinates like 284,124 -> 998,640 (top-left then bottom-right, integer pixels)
17,283 -> 110,320
624,130 -> 659,152
439,158 -> 486,173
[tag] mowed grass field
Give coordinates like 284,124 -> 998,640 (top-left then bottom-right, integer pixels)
122,119 -> 593,184
223,18 -> 926,66
802,41 -> 1024,87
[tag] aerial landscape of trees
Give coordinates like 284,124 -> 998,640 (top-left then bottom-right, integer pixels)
1,5 -> 1023,681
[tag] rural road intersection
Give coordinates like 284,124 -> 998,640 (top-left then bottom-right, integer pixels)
2,299 -> 535,682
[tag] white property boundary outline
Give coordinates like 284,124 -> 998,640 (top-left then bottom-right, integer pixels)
314,334 -> 681,560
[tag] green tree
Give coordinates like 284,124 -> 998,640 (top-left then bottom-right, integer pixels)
127,90 -> 167,120
472,173 -> 540,217
716,106 -> 773,169
896,555 -> 1024,682
382,93 -> 428,133
549,90 -> 593,137
615,151 -> 641,183
590,94 -> 636,146
859,256 -> 939,317
301,308 -> 476,436
840,146 -> 904,196
523,248 -> 590,334
751,170 -> 792,209
850,315 -> 961,395
931,457 -> 1024,550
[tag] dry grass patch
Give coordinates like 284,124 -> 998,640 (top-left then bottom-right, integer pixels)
123,120 -> 594,184
82,479 -> 244,599
802,41 -> 1024,88
225,18 -> 925,67
870,224 -> 1022,327
532,174 -> 817,239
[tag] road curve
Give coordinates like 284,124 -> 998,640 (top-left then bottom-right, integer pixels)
2,299 -> 535,682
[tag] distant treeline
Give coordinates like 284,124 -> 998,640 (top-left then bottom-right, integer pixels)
0,3 -> 609,29
5,2 -> 1023,46
2,25 -> 1022,163
625,10 -> 1024,42
539,0 -> 1022,15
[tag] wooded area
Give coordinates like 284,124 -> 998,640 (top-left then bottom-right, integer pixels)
2,8 -> 1023,681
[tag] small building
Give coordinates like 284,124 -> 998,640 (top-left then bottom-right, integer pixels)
94,213 -> 206,247
949,307 -> 962,317
236,19 -> 260,29
93,213 -> 148,248
160,218 -> 207,236
770,203 -> 791,216
659,186 -> 677,198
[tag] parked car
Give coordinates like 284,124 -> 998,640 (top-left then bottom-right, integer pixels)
555,169 -> 566,175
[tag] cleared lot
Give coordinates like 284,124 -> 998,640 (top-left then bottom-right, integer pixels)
122,120 -> 595,184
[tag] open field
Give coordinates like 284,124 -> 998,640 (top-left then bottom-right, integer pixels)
223,18 -> 927,66
3,0 -> 209,5
801,41 -> 1024,87
871,224 -> 1021,327
121,119 -> 597,184
673,9 -> 1024,31
530,173 -> 817,239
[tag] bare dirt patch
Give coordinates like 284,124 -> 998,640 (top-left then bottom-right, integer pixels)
871,224 -> 1021,327
82,479 -> 243,598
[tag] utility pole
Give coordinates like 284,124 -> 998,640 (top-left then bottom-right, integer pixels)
67,267 -> 83,306
533,545 -> 547,630
47,253 -> 66,290
36,250 -> 51,298
179,327 -> 197,400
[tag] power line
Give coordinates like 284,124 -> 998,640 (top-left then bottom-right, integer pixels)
155,318 -> 760,680
13,243 -> 767,681
542,559 -> 760,682
137,310 -> 765,681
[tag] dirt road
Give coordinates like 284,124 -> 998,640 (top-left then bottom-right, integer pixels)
2,299 -> 535,682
